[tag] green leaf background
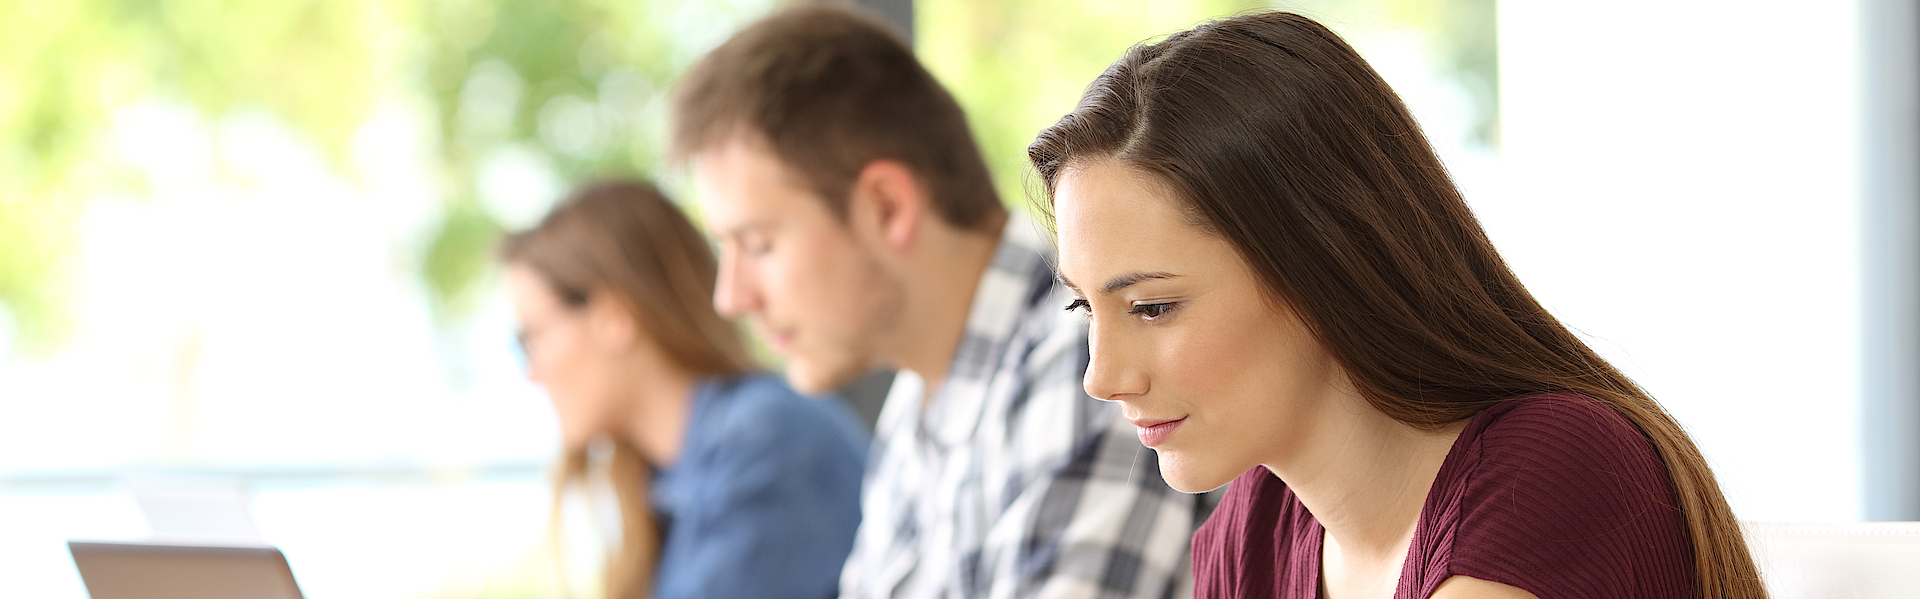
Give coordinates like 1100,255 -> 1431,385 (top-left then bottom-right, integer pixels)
0,0 -> 1491,356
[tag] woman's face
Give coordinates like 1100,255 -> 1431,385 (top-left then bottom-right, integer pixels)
504,263 -> 625,450
1053,160 -> 1350,493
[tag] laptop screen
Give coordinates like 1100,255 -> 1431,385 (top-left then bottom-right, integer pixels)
68,541 -> 305,599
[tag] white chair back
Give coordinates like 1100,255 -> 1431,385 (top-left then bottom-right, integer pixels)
1743,521 -> 1920,599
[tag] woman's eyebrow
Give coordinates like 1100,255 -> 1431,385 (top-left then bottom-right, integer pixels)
715,217 -> 778,241
1101,271 -> 1179,294
1057,275 -> 1082,294
1058,271 -> 1181,295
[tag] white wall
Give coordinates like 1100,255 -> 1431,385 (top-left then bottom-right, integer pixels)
1492,1 -> 1862,522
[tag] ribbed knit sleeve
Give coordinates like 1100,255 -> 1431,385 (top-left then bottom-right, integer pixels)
1402,393 -> 1696,598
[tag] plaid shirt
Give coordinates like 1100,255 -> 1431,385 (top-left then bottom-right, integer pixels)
840,214 -> 1216,599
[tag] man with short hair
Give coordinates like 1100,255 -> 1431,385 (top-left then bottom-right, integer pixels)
671,4 -> 1212,597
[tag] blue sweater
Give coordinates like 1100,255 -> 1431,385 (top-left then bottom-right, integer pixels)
650,374 -> 868,599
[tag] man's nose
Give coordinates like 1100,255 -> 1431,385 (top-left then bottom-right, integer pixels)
712,251 -> 760,317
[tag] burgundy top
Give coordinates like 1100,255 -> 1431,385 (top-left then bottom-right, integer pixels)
1191,393 -> 1695,598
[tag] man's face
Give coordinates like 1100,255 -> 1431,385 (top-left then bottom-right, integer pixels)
694,136 -> 905,394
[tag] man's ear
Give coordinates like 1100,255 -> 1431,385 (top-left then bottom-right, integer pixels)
851,160 -> 925,251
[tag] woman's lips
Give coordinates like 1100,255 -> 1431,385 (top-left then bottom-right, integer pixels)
1130,417 -> 1187,447
764,329 -> 795,350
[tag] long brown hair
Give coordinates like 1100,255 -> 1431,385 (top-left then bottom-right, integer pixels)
1029,12 -> 1765,598
500,179 -> 755,599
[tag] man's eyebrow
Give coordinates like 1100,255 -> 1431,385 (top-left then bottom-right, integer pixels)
1058,271 -> 1180,295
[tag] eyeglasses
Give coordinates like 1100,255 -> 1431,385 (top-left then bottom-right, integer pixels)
514,309 -> 580,359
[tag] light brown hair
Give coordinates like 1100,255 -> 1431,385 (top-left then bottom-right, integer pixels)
1029,12 -> 1766,598
669,1 -> 1002,230
500,179 -> 755,599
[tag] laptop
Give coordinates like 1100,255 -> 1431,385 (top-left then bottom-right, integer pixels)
68,540 -> 306,599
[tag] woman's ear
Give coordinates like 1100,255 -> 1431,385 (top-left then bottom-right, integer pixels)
849,159 -> 925,251
584,291 -> 642,351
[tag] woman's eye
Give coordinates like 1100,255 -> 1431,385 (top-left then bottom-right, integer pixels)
1063,298 -> 1090,315
1128,302 -> 1176,319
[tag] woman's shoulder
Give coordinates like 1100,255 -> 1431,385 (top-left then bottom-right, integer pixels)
668,373 -> 869,497
1428,392 -> 1692,597
700,373 -> 869,449
1451,392 -> 1673,521
1466,392 -> 1649,463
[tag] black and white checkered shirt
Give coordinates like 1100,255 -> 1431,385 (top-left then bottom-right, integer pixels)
839,214 -> 1216,599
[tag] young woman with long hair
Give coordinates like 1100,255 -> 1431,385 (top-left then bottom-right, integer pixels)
1030,11 -> 1765,599
499,179 -> 867,599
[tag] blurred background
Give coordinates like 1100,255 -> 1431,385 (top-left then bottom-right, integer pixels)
0,0 -> 1905,597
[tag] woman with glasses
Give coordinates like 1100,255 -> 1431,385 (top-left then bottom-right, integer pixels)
500,179 -> 867,599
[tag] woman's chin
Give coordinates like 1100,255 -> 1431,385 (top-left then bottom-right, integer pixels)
558,426 -> 601,454
1155,449 -> 1236,494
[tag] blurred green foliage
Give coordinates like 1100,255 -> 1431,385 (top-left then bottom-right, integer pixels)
415,0 -> 776,319
0,0 -> 383,352
1378,0 -> 1500,143
0,0 -> 767,353
0,0 -> 1494,594
0,0 -> 394,353
918,0 -> 1253,211
0,0 -> 1491,357
921,0 -> 1498,212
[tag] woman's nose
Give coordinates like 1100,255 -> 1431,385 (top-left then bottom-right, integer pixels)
1082,319 -> 1148,401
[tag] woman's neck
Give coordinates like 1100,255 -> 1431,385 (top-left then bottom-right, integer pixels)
1266,400 -> 1465,591
616,355 -> 701,469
